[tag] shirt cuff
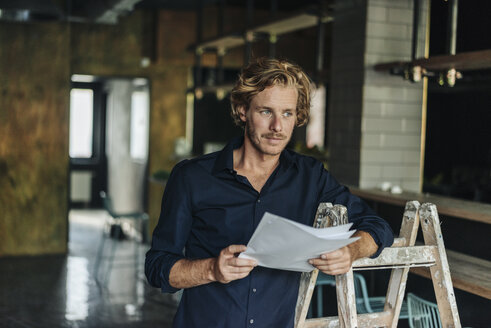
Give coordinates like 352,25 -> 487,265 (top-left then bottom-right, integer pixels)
357,227 -> 392,259
160,254 -> 185,294
365,229 -> 384,258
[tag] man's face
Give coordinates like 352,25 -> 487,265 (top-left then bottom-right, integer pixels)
240,85 -> 298,156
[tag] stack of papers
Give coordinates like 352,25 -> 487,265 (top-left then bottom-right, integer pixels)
239,212 -> 359,272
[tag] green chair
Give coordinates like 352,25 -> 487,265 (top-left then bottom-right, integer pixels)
94,191 -> 149,286
407,293 -> 441,328
309,272 -> 337,317
310,272 -> 409,319
354,273 -> 409,319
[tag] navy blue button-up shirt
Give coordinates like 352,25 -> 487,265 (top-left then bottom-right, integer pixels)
145,137 -> 394,328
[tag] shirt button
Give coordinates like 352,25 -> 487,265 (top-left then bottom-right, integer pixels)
252,288 -> 257,293
257,199 -> 261,203
250,319 -> 254,324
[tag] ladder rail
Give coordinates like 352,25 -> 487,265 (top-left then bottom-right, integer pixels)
420,203 -> 461,326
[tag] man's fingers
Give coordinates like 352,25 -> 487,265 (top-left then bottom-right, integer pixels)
218,264 -> 255,283
227,265 -> 255,274
309,253 -> 352,275
319,248 -> 346,260
310,257 -> 351,275
314,261 -> 348,271
226,271 -> 252,282
315,255 -> 347,265
224,244 -> 247,255
228,257 -> 257,267
310,258 -> 350,267
215,245 -> 257,284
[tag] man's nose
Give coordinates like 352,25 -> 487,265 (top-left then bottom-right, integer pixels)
270,115 -> 282,132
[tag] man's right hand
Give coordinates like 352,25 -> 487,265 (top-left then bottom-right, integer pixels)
213,245 -> 257,284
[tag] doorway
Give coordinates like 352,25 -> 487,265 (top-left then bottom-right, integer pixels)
69,81 -> 107,208
68,75 -> 150,213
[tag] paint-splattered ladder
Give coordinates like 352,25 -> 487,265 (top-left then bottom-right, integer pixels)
295,201 -> 461,328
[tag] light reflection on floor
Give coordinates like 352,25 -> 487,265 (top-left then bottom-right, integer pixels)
0,209 -> 178,327
65,256 -> 89,321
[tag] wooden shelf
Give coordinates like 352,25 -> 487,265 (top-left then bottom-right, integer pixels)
252,13 -> 332,36
349,186 -> 491,225
374,49 -> 491,72
410,249 -> 491,300
196,34 -> 244,53
193,12 -> 332,53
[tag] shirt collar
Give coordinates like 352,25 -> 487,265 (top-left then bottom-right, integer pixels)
212,136 -> 243,175
212,136 -> 297,175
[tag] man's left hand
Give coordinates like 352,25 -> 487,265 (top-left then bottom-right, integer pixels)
309,246 -> 353,275
308,231 -> 378,275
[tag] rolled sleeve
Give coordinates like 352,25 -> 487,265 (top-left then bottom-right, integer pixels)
317,165 -> 394,258
145,160 -> 193,293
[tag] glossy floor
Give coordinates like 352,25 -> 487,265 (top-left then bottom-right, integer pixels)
0,210 -> 178,327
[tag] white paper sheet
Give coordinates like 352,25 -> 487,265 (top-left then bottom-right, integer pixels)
239,212 -> 359,272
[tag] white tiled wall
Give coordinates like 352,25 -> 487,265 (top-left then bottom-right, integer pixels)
360,0 -> 428,192
328,0 -> 428,192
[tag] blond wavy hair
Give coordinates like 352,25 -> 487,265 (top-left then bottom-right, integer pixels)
230,57 -> 312,128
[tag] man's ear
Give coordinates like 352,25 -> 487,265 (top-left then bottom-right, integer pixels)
238,106 -> 247,122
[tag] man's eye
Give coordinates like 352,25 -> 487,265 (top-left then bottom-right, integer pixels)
283,111 -> 293,117
260,110 -> 272,116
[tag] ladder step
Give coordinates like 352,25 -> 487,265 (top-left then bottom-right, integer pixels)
353,245 -> 438,269
304,311 -> 392,328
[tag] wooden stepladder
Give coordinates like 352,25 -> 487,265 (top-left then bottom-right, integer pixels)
295,201 -> 462,328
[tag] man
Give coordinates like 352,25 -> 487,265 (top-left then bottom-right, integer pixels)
145,58 -> 394,327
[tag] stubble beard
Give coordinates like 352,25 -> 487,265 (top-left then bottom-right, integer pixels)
245,121 -> 290,156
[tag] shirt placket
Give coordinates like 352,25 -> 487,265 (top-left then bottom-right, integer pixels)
231,166 -> 279,327
246,192 -> 263,327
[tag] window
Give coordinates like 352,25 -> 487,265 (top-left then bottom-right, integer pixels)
130,91 -> 149,161
69,89 -> 94,158
306,85 -> 326,149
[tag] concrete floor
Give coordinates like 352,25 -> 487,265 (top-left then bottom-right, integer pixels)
0,210 -> 178,328
2,210 -> 484,327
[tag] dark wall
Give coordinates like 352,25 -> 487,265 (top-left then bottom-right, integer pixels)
0,22 -> 70,255
0,9 -> 198,254
425,0 -> 491,203
424,89 -> 491,202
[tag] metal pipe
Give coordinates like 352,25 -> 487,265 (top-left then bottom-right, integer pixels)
267,0 -> 277,58
65,0 -> 71,20
268,34 -> 277,59
270,0 -> 277,18
246,0 -> 254,27
218,0 -> 225,35
315,15 -> 326,75
195,0 -> 203,87
217,0 -> 225,85
217,50 -> 225,85
244,0 -> 254,64
411,0 -> 420,60
446,0 -> 458,55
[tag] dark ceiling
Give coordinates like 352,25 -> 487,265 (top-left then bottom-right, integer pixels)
0,0 -> 323,24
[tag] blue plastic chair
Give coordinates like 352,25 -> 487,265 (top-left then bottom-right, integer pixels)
354,273 -> 409,319
407,293 -> 441,328
310,272 -> 408,319
309,272 -> 337,317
